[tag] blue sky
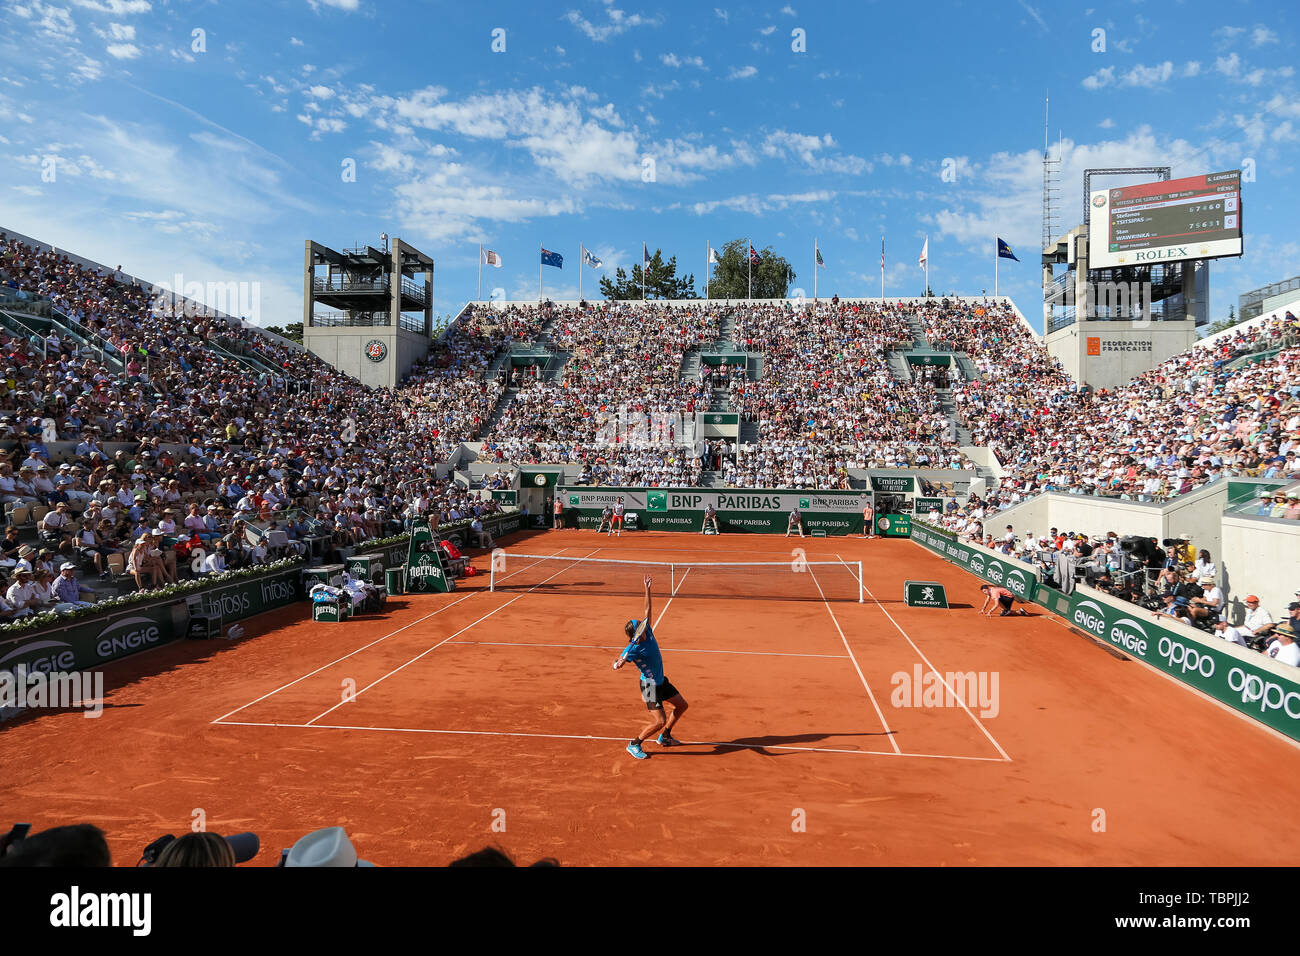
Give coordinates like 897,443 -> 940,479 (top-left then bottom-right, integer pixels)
0,0 -> 1296,332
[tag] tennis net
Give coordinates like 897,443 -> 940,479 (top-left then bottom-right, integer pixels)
489,551 -> 863,603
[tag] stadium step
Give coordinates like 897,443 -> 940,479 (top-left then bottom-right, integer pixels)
906,314 -> 927,348
886,351 -> 912,383
738,419 -> 759,444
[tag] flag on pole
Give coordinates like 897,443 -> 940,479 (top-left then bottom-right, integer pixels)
815,244 -> 825,268
749,243 -> 760,264
918,237 -> 928,268
540,248 -> 563,268
881,237 -> 885,272
996,237 -> 1020,261
481,248 -> 503,268
643,244 -> 652,269
708,245 -> 718,265
581,246 -> 603,269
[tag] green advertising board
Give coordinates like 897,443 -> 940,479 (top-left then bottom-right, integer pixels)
904,581 -> 949,608
405,517 -> 454,593
909,522 -> 1039,601
870,475 -> 915,493
913,497 -> 944,515
0,564 -> 306,695
905,354 -> 952,366
563,487 -> 873,535
1058,588 -> 1300,743
875,513 -> 911,537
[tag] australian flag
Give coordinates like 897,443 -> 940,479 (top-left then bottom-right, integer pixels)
540,248 -> 563,268
997,237 -> 1019,262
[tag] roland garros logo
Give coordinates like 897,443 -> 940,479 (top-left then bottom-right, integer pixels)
364,340 -> 387,363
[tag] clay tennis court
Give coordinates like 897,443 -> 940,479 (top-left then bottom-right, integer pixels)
2,528 -> 1296,866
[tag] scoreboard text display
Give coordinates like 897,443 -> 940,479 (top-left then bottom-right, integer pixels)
1088,169 -> 1242,269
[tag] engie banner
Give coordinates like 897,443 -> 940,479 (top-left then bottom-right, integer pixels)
910,521 -> 1040,600
562,487 -> 877,535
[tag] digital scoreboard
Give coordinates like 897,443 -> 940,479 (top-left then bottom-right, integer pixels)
1088,169 -> 1242,269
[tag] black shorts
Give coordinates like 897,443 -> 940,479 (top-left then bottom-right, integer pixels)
997,595 -> 1014,614
640,677 -> 681,710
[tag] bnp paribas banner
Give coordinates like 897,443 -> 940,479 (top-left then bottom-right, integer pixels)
564,488 -> 876,535
910,522 -> 1040,601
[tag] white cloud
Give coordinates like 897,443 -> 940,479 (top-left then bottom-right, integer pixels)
780,4 -> 795,15
1098,117 -> 1114,128
306,85 -> 335,99
714,7 -> 727,21
728,65 -> 757,80
660,53 -> 704,69
1251,26 -> 1278,46
1017,0 -> 1047,32
565,6 -> 659,42
1215,53 -> 1241,77
290,36 -> 305,47
760,25 -> 775,36
71,0 -> 151,13
1183,61 -> 1201,77
105,42 -> 140,59
308,0 -> 361,11
762,129 -> 869,174
1081,66 -> 1114,90
103,22 -> 134,40
1214,25 -> 1245,43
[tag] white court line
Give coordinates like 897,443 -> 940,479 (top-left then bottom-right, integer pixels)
838,552 -> 1012,763
302,548 -> 603,726
806,562 -> 901,754
652,566 -> 690,630
210,547 -> 572,725
211,720 -> 1006,762
451,640 -> 849,660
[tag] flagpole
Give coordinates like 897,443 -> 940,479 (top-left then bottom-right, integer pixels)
539,243 -> 543,302
880,235 -> 885,300
747,237 -> 751,300
813,237 -> 817,302
642,243 -> 646,301
705,242 -> 709,301
925,234 -> 929,297
994,237 -> 999,298
477,243 -> 482,302
579,244 -> 583,303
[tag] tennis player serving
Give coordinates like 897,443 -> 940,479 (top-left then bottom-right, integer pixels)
613,575 -> 688,759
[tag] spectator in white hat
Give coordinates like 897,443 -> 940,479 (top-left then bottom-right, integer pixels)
284,827 -> 374,867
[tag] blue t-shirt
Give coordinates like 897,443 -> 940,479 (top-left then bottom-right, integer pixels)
620,621 -> 664,684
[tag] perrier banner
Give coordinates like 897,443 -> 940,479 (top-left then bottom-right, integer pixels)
404,517 -> 454,593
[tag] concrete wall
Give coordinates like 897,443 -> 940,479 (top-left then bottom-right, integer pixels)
1045,318 -> 1197,390
303,324 -> 429,389
1221,515 -> 1300,624
989,482 -> 1228,559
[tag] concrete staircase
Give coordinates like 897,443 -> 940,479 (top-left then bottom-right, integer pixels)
906,314 -> 927,347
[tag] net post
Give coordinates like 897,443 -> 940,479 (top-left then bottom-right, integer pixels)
671,563 -> 676,595
490,556 -> 496,592
858,561 -> 864,603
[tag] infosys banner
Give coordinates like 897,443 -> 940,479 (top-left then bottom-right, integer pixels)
191,566 -> 305,624
910,522 -> 1041,601
563,488 -> 875,535
1062,586 -> 1300,743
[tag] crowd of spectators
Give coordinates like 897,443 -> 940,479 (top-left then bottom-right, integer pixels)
942,302 -> 1300,510
0,235 -> 516,618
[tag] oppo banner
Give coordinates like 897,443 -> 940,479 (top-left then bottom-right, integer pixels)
912,522 -> 1300,743
1062,587 -> 1300,743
